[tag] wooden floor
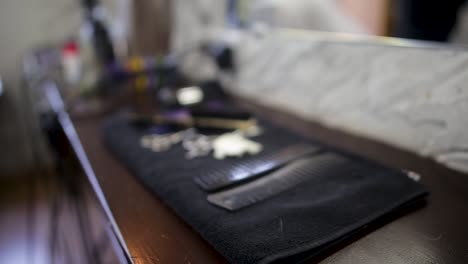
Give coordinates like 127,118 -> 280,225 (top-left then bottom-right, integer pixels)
70,93 -> 468,264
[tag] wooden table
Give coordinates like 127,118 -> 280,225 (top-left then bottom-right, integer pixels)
70,98 -> 468,264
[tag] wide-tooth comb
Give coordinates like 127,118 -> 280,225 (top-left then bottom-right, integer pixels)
195,143 -> 321,192
207,152 -> 351,211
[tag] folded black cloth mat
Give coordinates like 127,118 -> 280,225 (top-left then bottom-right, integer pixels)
102,114 -> 427,264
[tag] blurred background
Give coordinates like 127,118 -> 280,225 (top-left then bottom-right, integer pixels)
1,0 -> 468,263
2,0 -> 468,173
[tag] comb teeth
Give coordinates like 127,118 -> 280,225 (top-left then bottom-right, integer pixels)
207,153 -> 351,211
195,144 -> 321,191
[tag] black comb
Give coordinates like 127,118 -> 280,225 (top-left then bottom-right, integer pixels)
194,143 -> 321,191
207,153 -> 351,211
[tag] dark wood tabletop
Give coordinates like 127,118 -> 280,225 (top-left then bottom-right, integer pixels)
71,98 -> 468,264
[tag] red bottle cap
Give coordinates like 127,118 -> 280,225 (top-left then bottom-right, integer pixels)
63,41 -> 79,56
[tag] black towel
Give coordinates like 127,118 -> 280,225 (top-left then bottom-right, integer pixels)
102,114 -> 427,264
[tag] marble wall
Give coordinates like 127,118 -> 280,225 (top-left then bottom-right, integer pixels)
171,1 -> 468,173
228,31 -> 468,173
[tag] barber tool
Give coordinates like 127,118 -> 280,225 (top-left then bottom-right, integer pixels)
207,152 -> 349,211
182,133 -> 215,159
140,125 -> 264,161
137,107 -> 263,158
212,132 -> 262,159
143,114 -> 257,132
194,143 -> 321,191
176,86 -> 204,106
140,128 -> 196,152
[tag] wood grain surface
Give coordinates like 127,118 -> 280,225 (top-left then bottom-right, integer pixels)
72,98 -> 468,264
